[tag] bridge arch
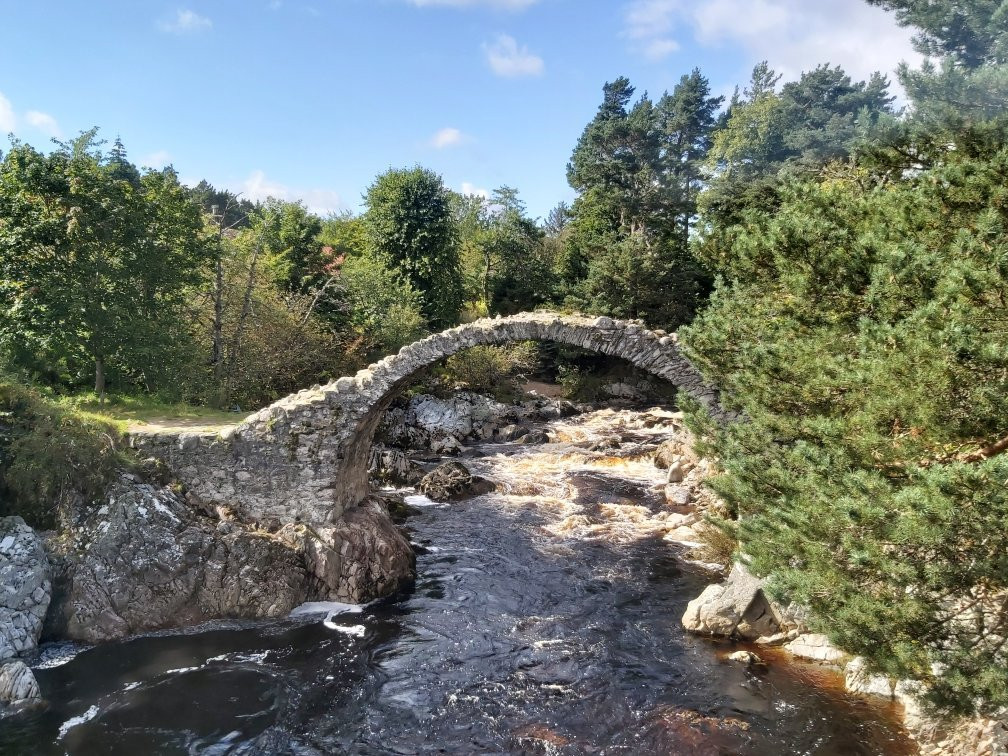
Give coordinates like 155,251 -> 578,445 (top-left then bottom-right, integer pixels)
138,313 -> 727,526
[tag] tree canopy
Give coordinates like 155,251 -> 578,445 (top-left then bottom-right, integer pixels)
364,166 -> 463,329
0,131 -> 206,399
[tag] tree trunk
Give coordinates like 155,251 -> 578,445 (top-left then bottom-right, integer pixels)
482,247 -> 491,310
212,253 -> 223,375
94,354 -> 106,405
223,237 -> 263,406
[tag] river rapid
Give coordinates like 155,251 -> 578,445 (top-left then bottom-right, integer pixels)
0,406 -> 913,755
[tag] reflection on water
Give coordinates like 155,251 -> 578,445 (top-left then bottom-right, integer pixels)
0,407 -> 913,755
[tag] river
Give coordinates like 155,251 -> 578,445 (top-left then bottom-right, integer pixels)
0,406 -> 913,754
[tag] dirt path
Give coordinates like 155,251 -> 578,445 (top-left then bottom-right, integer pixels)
126,416 -> 240,435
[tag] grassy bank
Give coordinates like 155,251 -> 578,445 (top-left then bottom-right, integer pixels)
0,381 -> 137,528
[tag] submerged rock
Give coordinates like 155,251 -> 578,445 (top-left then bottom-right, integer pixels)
784,633 -> 845,663
587,435 -> 622,452
519,430 -> 550,445
0,661 -> 40,705
0,517 -> 50,660
418,461 -> 495,502
726,650 -> 765,667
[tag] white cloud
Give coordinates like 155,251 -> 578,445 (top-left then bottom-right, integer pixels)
460,182 -> 490,200
141,150 -> 173,168
482,34 -> 544,77
642,38 -> 680,61
0,92 -> 16,133
240,170 -> 346,215
25,110 -> 62,139
622,0 -> 922,84
408,0 -> 539,9
622,0 -> 680,61
159,9 -> 212,34
429,127 -> 467,149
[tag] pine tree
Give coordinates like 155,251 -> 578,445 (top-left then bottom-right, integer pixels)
684,133 -> 1008,715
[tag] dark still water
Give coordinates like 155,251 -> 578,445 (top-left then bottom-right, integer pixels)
0,409 -> 913,755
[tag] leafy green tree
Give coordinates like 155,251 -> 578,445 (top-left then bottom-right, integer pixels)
187,180 -> 255,230
684,137 -> 1008,715
252,198 -> 324,294
0,131 -> 205,401
191,223 -> 346,408
451,190 -> 492,311
337,254 -> 427,354
453,187 -> 553,315
364,166 -> 462,328
485,189 -> 552,314
319,211 -> 367,259
702,61 -> 896,236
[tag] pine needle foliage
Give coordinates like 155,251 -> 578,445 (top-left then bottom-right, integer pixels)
683,132 -> 1008,715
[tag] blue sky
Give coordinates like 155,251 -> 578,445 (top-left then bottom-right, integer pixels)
0,0 -> 920,220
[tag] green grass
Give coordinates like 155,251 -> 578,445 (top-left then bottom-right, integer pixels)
44,391 -> 240,430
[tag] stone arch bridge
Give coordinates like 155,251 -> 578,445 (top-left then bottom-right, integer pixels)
136,312 -> 727,526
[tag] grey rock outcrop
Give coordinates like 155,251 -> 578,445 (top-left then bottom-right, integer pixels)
0,661 -> 40,705
368,445 -> 424,486
418,461 -> 495,502
300,500 -> 415,601
381,392 -> 518,449
0,517 -> 50,660
46,475 -> 414,643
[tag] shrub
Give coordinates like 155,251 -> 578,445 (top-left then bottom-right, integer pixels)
0,380 -> 129,529
438,343 -> 539,400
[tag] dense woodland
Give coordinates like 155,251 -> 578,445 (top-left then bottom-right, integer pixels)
1,0 -> 1006,716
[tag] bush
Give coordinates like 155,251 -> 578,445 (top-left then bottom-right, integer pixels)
0,380 -> 129,529
338,254 -> 428,355
437,343 -> 539,400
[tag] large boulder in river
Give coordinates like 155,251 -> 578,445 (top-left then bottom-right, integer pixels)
519,429 -> 550,445
0,517 -> 50,660
681,562 -> 793,640
653,439 -> 682,469
45,474 -> 416,643
0,661 -> 40,705
418,461 -> 495,502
